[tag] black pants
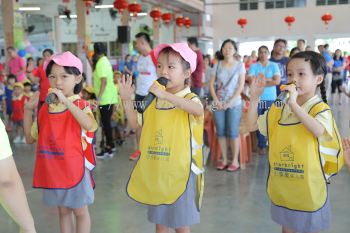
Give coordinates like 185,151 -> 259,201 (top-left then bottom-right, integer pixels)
99,104 -> 114,148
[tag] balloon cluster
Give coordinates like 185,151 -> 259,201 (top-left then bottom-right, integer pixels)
14,39 -> 36,58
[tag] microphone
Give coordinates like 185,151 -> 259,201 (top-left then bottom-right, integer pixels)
275,82 -> 295,105
46,89 -> 58,105
136,77 -> 168,113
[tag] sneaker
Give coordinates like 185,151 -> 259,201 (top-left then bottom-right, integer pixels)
20,137 -> 26,144
13,136 -> 21,144
111,146 -> 117,152
129,150 -> 141,161
96,149 -> 113,159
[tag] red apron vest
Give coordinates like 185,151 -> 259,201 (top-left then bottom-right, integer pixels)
33,99 -> 95,189
12,96 -> 25,121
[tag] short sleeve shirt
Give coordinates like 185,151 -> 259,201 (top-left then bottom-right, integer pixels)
248,62 -> 280,101
8,56 -> 26,82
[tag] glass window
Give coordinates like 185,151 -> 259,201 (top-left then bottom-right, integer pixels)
265,0 -> 306,9
240,0 -> 259,10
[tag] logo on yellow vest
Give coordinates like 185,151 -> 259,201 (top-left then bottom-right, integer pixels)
280,145 -> 294,161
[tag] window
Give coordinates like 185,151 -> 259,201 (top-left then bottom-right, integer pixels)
240,0 -> 259,11
317,0 -> 349,5
62,43 -> 77,55
265,0 -> 306,9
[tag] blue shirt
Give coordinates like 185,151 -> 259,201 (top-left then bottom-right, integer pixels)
5,86 -> 13,113
270,57 -> 289,84
248,62 -> 280,101
322,51 -> 333,73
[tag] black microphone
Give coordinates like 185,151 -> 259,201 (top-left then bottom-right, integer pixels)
274,82 -> 296,106
46,92 -> 58,105
136,77 -> 168,113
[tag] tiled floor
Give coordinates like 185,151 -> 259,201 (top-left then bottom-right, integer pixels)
1,103 -> 350,233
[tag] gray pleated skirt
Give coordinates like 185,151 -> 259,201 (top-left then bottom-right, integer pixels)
43,169 -> 94,209
147,172 -> 200,229
271,196 -> 331,233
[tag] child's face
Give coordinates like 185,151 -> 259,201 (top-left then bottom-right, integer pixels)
48,64 -> 82,97
81,90 -> 90,100
286,58 -> 323,97
114,74 -> 122,84
156,52 -> 190,93
13,86 -> 23,96
24,85 -> 31,93
7,78 -> 15,86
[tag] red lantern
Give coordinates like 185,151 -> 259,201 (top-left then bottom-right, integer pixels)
321,13 -> 333,25
82,0 -> 95,15
128,2 -> 142,17
237,18 -> 247,29
113,0 -> 128,13
161,12 -> 172,25
184,17 -> 192,29
150,8 -> 162,22
284,15 -> 295,30
176,16 -> 184,27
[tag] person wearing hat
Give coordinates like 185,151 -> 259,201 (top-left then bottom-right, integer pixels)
121,42 -> 204,232
23,51 -> 97,233
23,79 -> 33,99
12,82 -> 26,143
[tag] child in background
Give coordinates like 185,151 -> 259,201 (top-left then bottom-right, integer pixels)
23,80 -> 33,99
343,138 -> 350,173
12,82 -> 27,143
113,71 -> 126,146
247,51 -> 343,233
0,81 -> 6,120
121,43 -> 204,233
5,74 -> 16,131
24,52 -> 97,233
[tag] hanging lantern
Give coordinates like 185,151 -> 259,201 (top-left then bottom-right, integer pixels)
176,16 -> 184,27
113,0 -> 128,13
184,17 -> 192,29
161,12 -> 172,25
128,2 -> 142,17
321,13 -> 333,25
284,15 -> 295,30
237,18 -> 247,30
150,8 -> 162,22
82,0 -> 95,15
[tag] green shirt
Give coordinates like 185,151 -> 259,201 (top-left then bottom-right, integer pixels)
93,56 -> 118,105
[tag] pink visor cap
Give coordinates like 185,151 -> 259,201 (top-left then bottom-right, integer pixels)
44,51 -> 83,74
154,42 -> 197,73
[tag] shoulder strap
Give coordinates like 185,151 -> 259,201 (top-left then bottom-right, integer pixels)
216,62 -> 242,90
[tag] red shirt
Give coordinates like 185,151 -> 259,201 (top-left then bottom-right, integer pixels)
33,65 -> 50,102
191,50 -> 204,88
12,95 -> 27,121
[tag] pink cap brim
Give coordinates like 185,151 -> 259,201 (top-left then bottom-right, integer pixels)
43,51 -> 83,74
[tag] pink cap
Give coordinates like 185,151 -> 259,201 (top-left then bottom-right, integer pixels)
154,42 -> 197,73
44,51 -> 83,74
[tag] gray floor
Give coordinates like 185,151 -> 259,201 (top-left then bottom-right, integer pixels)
1,103 -> 350,233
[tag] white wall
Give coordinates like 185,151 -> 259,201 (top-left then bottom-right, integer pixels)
211,0 -> 350,52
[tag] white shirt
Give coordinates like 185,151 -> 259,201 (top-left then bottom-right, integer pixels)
136,53 -> 158,96
0,119 -> 12,160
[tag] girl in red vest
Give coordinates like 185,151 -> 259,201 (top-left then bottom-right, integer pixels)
24,52 -> 97,233
12,82 -> 27,143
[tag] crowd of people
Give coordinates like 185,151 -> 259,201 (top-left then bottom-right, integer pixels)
0,34 -> 350,233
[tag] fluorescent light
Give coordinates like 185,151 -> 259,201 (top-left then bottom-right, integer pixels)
19,7 -> 40,11
59,15 -> 77,19
95,5 -> 113,9
130,12 -> 147,16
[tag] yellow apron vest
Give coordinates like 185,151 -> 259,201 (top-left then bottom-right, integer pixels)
127,93 -> 204,210
267,101 -> 343,212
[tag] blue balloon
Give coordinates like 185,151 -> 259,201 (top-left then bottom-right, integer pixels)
18,49 -> 26,57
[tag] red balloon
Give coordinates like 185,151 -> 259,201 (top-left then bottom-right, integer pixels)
113,0 -> 128,13
128,3 -> 142,17
284,15 -> 295,26
237,18 -> 247,28
184,17 -> 192,28
161,12 -> 172,24
321,13 -> 333,24
176,16 -> 185,27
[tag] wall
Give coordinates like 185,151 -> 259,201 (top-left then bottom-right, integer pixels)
211,0 -> 350,51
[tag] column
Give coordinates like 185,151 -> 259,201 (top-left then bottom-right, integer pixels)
2,0 -> 15,56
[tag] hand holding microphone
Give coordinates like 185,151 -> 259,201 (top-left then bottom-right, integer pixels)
275,82 -> 297,105
136,77 -> 168,113
46,88 -> 66,105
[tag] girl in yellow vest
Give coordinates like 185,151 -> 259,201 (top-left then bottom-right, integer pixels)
119,42 -> 204,233
247,51 -> 343,233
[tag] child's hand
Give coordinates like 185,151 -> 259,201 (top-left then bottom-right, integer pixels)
250,73 -> 266,101
24,92 -> 39,110
149,81 -> 167,100
284,83 -> 298,106
49,88 -> 68,105
342,138 -> 350,169
118,74 -> 135,101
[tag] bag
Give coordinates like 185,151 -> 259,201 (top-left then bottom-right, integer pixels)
214,62 -> 241,101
